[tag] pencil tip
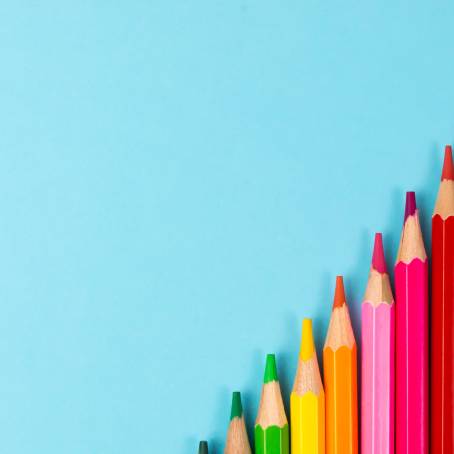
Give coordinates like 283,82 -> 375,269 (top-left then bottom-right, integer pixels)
333,276 -> 346,309
442,145 -> 454,181
230,392 -> 243,420
300,318 -> 315,360
372,233 -> 386,273
263,354 -> 278,383
198,441 -> 208,454
404,191 -> 417,222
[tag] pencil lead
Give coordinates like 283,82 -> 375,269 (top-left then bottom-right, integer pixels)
230,392 -> 243,420
372,232 -> 387,273
300,318 -> 315,360
333,275 -> 346,309
404,191 -> 417,222
198,441 -> 208,454
441,145 -> 454,181
263,354 -> 278,383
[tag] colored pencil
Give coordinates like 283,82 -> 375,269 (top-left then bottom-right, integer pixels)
199,441 -> 209,454
432,145 -> 454,453
255,354 -> 289,454
395,191 -> 428,454
323,276 -> 358,454
224,391 -> 252,454
361,233 -> 395,454
290,318 -> 325,454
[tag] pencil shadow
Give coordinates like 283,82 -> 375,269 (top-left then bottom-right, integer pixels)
183,435 -> 198,454
344,229 -> 370,342
279,312 -> 299,416
341,227 -> 372,445
314,271 -> 332,377
242,348 -> 263,451
416,141 -> 441,256
382,187 -> 402,288
208,386 -> 230,454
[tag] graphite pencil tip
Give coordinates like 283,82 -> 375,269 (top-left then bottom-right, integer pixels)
333,275 -> 346,309
198,441 -> 208,454
300,318 -> 315,360
230,392 -> 243,420
404,191 -> 417,222
442,145 -> 454,181
372,232 -> 387,273
263,354 -> 278,383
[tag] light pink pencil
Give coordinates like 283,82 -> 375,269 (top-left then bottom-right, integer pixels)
395,192 -> 428,454
362,233 -> 395,454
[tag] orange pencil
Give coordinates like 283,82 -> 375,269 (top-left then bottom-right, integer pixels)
323,276 -> 358,454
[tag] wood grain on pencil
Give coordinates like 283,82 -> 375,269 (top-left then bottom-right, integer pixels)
255,354 -> 289,454
225,392 -> 252,454
291,319 -> 325,454
361,233 -> 395,454
432,145 -> 454,453
395,192 -> 428,454
324,276 -> 358,454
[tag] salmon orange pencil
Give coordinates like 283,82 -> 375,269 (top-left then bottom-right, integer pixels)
361,233 -> 395,454
291,319 -> 325,454
432,145 -> 454,453
323,276 -> 358,454
395,192 -> 428,454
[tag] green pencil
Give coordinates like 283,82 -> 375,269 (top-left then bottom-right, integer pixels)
198,440 -> 208,454
224,391 -> 252,454
255,354 -> 289,454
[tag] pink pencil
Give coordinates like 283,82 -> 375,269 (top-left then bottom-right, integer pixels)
395,192 -> 428,454
362,233 -> 395,454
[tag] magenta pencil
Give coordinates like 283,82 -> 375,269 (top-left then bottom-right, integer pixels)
362,233 -> 395,454
395,192 -> 428,454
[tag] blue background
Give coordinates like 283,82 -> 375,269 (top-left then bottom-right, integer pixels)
0,1 -> 453,453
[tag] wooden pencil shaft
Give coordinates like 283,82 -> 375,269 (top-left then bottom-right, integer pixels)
431,214 -> 454,452
361,302 -> 395,454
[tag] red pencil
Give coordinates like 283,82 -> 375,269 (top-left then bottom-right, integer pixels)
431,145 -> 454,453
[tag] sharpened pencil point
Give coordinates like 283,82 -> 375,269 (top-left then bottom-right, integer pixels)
198,441 -> 208,454
372,233 -> 387,273
230,392 -> 243,420
333,275 -> 346,309
442,145 -> 454,181
263,354 -> 278,383
404,191 -> 417,222
300,318 -> 315,360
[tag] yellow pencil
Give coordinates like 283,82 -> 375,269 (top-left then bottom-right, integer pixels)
291,318 -> 325,454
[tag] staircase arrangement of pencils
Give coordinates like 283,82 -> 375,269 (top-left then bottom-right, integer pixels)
193,146 -> 454,454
